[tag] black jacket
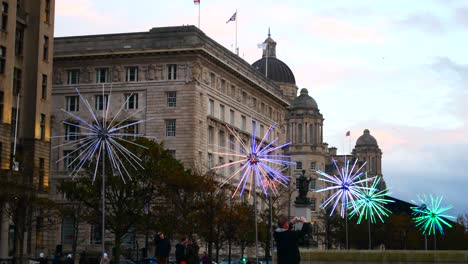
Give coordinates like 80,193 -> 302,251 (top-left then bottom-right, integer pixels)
175,243 -> 186,262
155,238 -> 171,257
274,223 -> 311,264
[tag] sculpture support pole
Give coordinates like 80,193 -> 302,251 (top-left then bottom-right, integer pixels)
424,235 -> 427,251
434,233 -> 436,250
102,143 -> 106,258
368,219 -> 371,250
345,201 -> 348,250
270,194 -> 274,264
253,175 -> 259,264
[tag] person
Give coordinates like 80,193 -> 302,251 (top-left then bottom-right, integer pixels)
39,252 -> 47,264
65,254 -> 73,264
99,253 -> 109,264
175,236 -> 187,264
273,215 -> 311,264
184,238 -> 199,264
155,232 -> 171,264
201,252 -> 211,264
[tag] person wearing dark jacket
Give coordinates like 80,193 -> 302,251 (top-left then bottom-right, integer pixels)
155,232 -> 171,264
273,215 -> 311,264
175,237 -> 187,264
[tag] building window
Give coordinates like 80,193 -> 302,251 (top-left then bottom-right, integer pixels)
296,162 -> 302,170
44,0 -> 50,24
167,92 -> 176,107
229,135 -> 235,150
208,99 -> 214,115
311,198 -> 316,212
0,91 -> 3,122
167,64 -> 177,80
310,162 -> 317,170
1,2 -> 8,31
65,123 -> 79,141
261,102 -> 265,114
11,108 -> 18,136
220,79 -> 226,93
230,110 -> 235,125
165,119 -> 176,137
123,122 -> 138,138
207,153 -> 213,169
63,150 -> 77,172
43,36 -> 49,61
208,126 -> 214,144
210,73 -> 215,88
167,150 -> 176,158
13,68 -> 21,95
252,98 -> 257,110
40,114 -> 46,140
65,96 -> 79,112
251,120 -> 257,133
125,66 -> 138,82
268,107 -> 272,118
310,178 -> 316,191
0,46 -> 5,74
90,224 -> 102,244
241,115 -> 246,130
219,105 -> 225,121
61,217 -> 75,245
218,130 -> 225,147
96,68 -> 109,83
15,28 -> 23,56
38,158 -> 45,191
125,94 -> 138,110
41,74 -> 47,99
260,125 -> 264,137
95,95 -> 108,111
67,69 -> 80,85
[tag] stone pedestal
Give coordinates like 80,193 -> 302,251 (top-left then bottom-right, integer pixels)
294,205 -> 312,222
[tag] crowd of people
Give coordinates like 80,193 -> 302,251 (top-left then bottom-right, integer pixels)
155,232 -> 210,264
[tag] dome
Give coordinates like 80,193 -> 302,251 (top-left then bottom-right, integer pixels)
252,57 -> 296,84
356,129 -> 378,147
290,88 -> 318,110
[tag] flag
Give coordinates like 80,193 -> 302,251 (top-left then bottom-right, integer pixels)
193,0 -> 200,4
257,42 -> 267,49
346,131 -> 350,137
226,12 -> 237,23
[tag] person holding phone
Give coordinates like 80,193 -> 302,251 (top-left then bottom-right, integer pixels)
274,215 -> 311,264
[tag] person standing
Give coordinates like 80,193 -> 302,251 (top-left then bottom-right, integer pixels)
185,238 -> 199,264
175,236 -> 187,264
274,215 -> 311,264
39,253 -> 47,264
155,232 -> 171,264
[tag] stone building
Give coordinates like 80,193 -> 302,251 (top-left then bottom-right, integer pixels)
49,26 -> 289,255
47,25 -> 385,254
0,0 -> 55,260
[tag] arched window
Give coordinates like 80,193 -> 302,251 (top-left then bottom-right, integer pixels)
297,124 -> 303,143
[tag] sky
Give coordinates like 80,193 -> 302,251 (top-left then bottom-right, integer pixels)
55,0 -> 468,216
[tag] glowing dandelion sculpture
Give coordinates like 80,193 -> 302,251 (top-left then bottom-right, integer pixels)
315,157 -> 374,249
411,195 -> 454,250
349,176 -> 393,249
211,123 -> 294,263
212,124 -> 294,197
54,85 -> 149,257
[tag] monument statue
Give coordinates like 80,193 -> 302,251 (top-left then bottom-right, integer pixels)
295,170 -> 312,205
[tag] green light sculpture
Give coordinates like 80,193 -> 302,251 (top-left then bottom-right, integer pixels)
411,195 -> 454,250
349,176 -> 393,249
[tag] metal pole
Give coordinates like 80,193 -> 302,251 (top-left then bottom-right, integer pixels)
235,9 -> 238,55
102,143 -> 106,259
269,194 -> 274,264
368,219 -> 371,250
345,203 -> 348,250
253,175 -> 259,264
434,233 -> 436,250
424,234 -> 427,251
198,2 -> 201,29
12,94 -> 20,170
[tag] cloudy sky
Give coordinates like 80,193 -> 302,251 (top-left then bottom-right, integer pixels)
55,0 -> 468,215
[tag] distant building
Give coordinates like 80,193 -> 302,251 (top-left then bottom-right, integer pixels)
0,0 -> 55,259
48,25 -> 385,253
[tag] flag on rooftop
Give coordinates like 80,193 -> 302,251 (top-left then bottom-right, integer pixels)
193,0 -> 200,4
226,12 -> 237,23
346,131 -> 351,137
257,43 -> 267,50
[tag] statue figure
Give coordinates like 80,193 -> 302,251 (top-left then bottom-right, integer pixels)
54,68 -> 63,85
112,65 -> 121,82
295,170 -> 312,205
140,65 -> 148,81
191,60 -> 202,83
147,64 -> 156,80
155,65 -> 163,80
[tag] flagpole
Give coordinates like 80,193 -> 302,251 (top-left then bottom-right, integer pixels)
235,9 -> 238,55
198,2 -> 201,28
